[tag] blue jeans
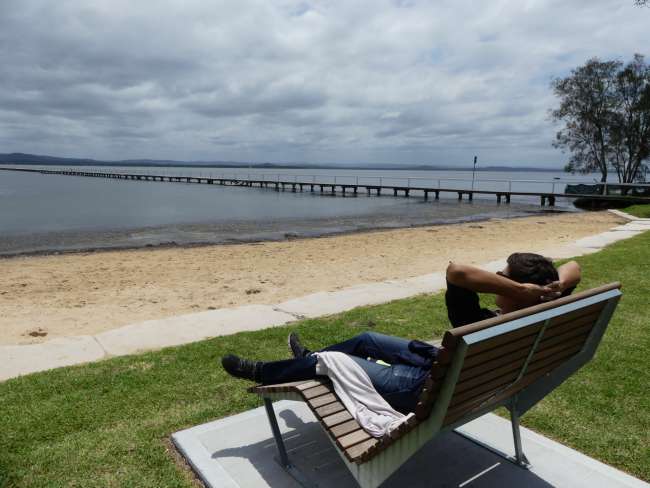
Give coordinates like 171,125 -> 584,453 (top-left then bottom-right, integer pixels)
259,332 -> 437,413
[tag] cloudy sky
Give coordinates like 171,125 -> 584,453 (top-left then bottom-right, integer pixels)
0,0 -> 647,167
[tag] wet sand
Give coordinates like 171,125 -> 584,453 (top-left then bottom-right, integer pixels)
0,211 -> 622,345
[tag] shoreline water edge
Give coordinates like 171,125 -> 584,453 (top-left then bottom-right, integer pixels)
1,203 -> 564,258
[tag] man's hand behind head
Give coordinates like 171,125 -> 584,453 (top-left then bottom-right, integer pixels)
513,282 -> 560,307
540,281 -> 564,302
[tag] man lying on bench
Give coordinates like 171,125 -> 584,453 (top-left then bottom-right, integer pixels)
222,253 -> 581,416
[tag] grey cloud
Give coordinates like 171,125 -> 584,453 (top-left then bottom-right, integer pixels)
185,82 -> 328,118
0,0 -> 648,166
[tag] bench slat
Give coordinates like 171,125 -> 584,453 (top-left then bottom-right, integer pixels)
248,380 -> 312,394
322,410 -> 353,427
297,379 -> 329,391
308,393 -> 337,409
345,438 -> 379,461
330,419 -> 363,438
315,401 -> 346,418
303,384 -> 333,399
338,429 -> 372,449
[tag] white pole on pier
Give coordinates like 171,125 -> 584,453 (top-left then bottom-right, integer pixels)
472,156 -> 477,191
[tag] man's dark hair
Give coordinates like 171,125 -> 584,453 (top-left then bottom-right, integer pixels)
506,253 -> 559,286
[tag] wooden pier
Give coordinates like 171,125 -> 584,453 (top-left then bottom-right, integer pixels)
2,166 -> 649,207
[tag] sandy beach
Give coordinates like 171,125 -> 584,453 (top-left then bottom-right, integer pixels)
0,211 -> 623,345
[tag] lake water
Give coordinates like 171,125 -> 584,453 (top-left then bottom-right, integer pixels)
0,165 -> 596,256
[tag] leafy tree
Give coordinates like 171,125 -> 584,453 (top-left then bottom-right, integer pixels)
551,55 -> 650,184
551,59 -> 620,182
610,55 -> 650,184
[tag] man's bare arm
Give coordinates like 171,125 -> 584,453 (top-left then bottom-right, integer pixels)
446,263 -> 552,302
557,260 -> 581,292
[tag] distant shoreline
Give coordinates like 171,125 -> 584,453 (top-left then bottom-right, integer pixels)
0,153 -> 566,172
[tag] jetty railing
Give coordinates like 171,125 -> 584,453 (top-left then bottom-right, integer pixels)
63,168 -> 647,195
2,165 -> 649,207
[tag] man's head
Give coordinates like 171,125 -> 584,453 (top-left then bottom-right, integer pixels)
496,253 -> 559,312
505,253 -> 559,286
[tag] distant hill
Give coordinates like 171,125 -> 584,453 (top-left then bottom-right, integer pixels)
0,152 -> 562,172
0,153 -> 102,165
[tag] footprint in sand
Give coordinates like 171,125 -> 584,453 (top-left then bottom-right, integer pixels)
27,328 -> 48,337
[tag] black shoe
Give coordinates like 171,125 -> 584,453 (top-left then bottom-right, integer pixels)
288,332 -> 310,358
221,354 -> 262,382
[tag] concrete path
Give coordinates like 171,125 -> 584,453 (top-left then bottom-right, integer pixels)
1,210 -> 648,381
172,400 -> 649,488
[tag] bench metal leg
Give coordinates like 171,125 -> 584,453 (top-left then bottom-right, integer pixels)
453,402 -> 531,470
510,403 -> 531,468
263,398 -> 318,487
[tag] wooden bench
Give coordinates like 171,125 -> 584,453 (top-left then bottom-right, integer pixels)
250,282 -> 621,488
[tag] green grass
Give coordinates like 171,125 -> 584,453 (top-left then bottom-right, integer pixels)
623,204 -> 650,218
1,233 -> 649,486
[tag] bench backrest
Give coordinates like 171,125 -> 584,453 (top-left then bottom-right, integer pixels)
415,282 -> 621,422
